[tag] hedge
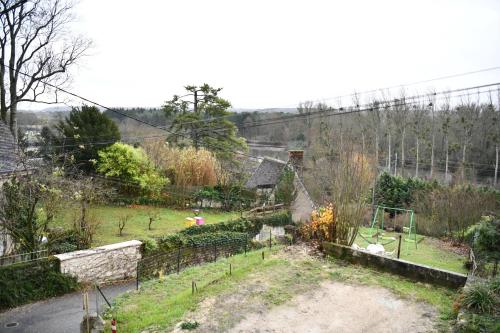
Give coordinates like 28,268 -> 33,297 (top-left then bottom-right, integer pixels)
0,257 -> 78,310
149,211 -> 292,255
179,210 -> 292,237
156,231 -> 248,253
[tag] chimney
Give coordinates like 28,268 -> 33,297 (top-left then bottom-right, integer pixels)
288,150 -> 304,177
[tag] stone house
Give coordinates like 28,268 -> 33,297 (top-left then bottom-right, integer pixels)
0,121 -> 22,255
245,151 -> 315,223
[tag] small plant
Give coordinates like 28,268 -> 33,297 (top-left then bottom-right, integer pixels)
180,321 -> 199,330
461,282 -> 496,314
146,207 -> 161,231
117,213 -> 131,236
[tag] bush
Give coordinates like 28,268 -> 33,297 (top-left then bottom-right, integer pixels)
179,211 -> 292,237
156,231 -> 248,253
0,258 -> 78,310
462,282 -> 496,314
375,172 -> 437,211
48,229 -> 87,254
148,211 -> 292,256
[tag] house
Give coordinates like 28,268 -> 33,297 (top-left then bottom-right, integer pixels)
0,121 -> 21,255
245,151 -> 315,223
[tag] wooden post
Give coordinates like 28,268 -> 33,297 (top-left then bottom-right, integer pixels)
136,262 -> 139,290
177,247 -> 181,274
229,263 -> 232,276
214,243 -> 217,262
262,251 -> 265,260
244,234 -> 247,256
269,229 -> 272,249
397,235 -> 402,259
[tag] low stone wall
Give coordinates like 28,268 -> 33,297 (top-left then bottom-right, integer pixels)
55,240 -> 142,284
322,242 -> 467,289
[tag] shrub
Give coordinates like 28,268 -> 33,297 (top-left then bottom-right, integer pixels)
461,282 -> 496,314
149,211 -> 292,255
472,216 -> 500,276
179,211 -> 292,237
156,231 -> 248,253
0,258 -> 78,310
375,172 -> 436,210
97,142 -> 168,197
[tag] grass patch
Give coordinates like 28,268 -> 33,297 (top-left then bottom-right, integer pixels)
356,227 -> 467,273
107,246 -> 456,332
54,205 -> 239,246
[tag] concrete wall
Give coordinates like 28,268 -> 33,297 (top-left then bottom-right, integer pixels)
55,240 -> 142,284
322,242 -> 467,289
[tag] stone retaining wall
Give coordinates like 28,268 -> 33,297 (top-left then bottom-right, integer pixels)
322,241 -> 467,289
55,240 -> 142,284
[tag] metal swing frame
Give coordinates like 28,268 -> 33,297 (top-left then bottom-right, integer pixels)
363,205 -> 418,252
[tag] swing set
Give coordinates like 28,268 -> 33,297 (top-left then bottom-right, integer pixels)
359,205 -> 419,254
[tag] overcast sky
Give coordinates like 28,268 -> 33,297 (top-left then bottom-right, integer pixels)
22,0 -> 500,110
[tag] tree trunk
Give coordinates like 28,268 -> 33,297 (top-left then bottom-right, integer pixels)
430,133 -> 435,179
445,137 -> 449,183
415,137 -> 419,178
387,133 -> 391,171
0,46 -> 6,123
394,153 -> 398,176
401,128 -> 405,177
462,142 -> 467,179
495,145 -> 499,187
375,132 -> 379,170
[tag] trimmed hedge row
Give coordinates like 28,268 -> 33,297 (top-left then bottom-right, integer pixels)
156,231 -> 248,252
179,210 -> 292,237
0,257 -> 78,310
145,211 -> 292,256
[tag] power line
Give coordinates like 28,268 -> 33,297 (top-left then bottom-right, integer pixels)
284,65 -> 500,107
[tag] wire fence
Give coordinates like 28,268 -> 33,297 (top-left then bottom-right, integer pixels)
0,249 -> 48,266
136,237 -> 250,289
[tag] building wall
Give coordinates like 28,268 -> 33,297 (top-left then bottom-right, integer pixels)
291,174 -> 315,223
55,240 -> 142,284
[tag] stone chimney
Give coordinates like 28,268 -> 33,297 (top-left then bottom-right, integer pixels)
288,150 -> 304,177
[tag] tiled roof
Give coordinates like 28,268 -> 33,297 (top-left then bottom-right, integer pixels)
245,157 -> 287,188
0,122 -> 19,175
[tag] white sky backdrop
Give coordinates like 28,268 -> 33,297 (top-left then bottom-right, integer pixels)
22,0 -> 500,110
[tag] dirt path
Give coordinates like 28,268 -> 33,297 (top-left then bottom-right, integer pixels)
172,245 -> 438,333
229,281 -> 436,333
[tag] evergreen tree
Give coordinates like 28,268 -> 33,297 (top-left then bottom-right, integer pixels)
55,105 -> 120,171
163,84 -> 247,161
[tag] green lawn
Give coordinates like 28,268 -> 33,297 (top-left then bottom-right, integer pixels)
54,205 -> 239,246
105,246 -> 456,332
356,227 -> 468,274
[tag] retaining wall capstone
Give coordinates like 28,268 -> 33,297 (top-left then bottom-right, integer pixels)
322,241 -> 467,289
55,240 -> 142,284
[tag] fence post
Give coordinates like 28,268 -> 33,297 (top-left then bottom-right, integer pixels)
229,263 -> 232,276
177,247 -> 181,274
214,243 -> 217,262
136,262 -> 140,290
244,234 -> 247,256
397,235 -> 402,259
269,229 -> 272,249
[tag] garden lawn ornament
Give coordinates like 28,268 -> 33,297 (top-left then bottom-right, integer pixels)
185,217 -> 196,227
111,318 -> 117,333
195,217 -> 205,225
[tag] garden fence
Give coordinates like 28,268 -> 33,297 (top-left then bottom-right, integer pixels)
136,236 -> 251,289
0,249 -> 48,266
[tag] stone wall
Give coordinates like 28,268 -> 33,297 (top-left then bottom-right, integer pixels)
55,240 -> 142,284
322,241 -> 467,289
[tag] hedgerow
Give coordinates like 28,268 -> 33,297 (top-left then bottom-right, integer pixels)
0,257 -> 78,310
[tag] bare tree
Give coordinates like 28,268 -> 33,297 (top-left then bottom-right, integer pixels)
0,0 -> 91,137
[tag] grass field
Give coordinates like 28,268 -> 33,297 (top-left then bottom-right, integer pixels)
105,245 -> 457,332
355,227 -> 468,274
54,205 -> 239,246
